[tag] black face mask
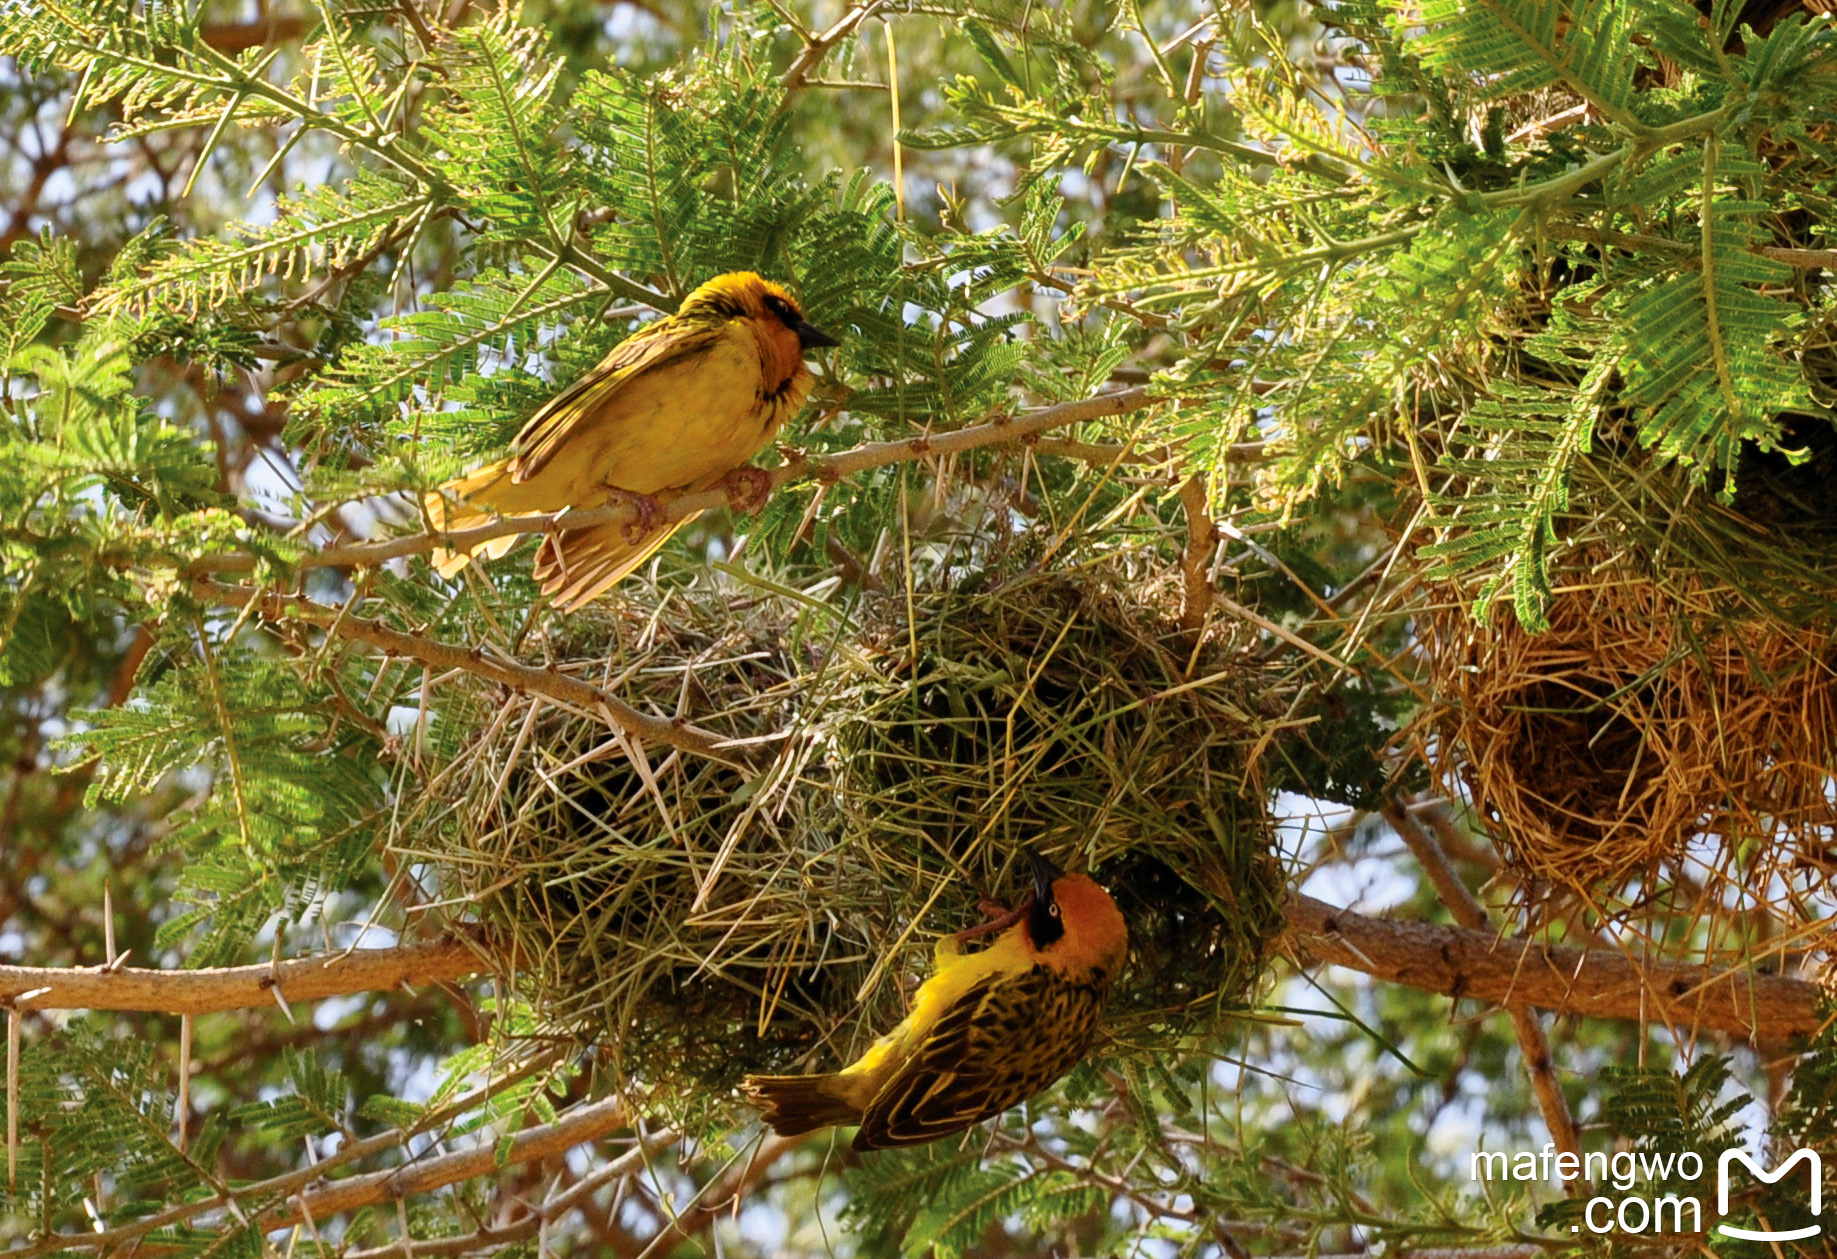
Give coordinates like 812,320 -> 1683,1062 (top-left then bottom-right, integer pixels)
1027,851 -> 1065,949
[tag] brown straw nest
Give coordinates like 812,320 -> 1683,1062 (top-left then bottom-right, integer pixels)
392,588 -> 869,1096
1420,544 -> 1837,900
835,559 -> 1291,1043
395,553 -> 1293,1106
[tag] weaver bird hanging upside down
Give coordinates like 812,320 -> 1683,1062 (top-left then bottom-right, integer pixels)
424,272 -> 840,610
743,852 -> 1128,1151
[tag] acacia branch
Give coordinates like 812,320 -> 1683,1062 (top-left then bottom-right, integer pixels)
1280,893 -> 1829,1044
0,936 -> 485,1014
781,0 -> 883,90
7,861 -> 1822,1046
1176,473 -> 1212,632
13,1053 -> 572,1259
1540,222 -> 1837,269
989,1129 -> 1205,1228
22,1094 -> 675,1256
256,1103 -> 677,1236
192,577 -> 749,764
182,387 -> 1157,579
340,1165 -> 649,1259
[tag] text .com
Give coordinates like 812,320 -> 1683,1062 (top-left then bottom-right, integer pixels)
1470,1144 -> 1822,1240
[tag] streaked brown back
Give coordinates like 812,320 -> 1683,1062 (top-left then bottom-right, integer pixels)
852,964 -> 1107,1151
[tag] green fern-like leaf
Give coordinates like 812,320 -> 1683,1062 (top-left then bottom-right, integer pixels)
1619,160 -> 1806,480
421,10 -> 568,247
1422,340 -> 1614,629
1409,0 -> 1638,123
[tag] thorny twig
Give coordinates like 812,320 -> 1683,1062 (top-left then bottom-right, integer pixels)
182,387 -> 1160,579
191,577 -> 750,765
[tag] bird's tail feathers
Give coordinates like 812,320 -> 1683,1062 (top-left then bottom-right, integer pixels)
532,511 -> 702,611
742,1074 -> 862,1138
426,462 -> 517,578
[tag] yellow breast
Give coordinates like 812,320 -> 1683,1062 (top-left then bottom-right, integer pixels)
475,323 -> 800,515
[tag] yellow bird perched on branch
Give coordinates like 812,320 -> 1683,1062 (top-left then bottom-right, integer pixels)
744,852 -> 1128,1151
425,272 -> 840,610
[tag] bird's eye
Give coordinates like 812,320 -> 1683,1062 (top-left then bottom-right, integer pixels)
1048,902 -> 1061,917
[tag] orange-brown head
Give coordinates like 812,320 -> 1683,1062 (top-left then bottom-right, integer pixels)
677,272 -> 840,399
1022,851 -> 1129,984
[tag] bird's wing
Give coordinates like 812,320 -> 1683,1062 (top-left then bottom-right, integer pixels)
509,317 -> 728,481
854,966 -> 1096,1151
532,511 -> 705,612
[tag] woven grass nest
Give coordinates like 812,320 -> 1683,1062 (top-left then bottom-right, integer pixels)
1421,544 -> 1837,900
399,555 -> 1290,1101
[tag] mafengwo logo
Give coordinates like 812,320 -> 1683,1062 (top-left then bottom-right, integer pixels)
1717,1149 -> 1822,1242
1470,1143 -> 1823,1239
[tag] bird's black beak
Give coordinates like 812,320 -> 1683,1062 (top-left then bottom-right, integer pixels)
1027,850 -> 1064,905
795,319 -> 841,350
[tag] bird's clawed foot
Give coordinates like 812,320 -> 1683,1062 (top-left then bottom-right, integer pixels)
604,487 -> 666,544
954,894 -> 1034,942
719,466 -> 775,515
